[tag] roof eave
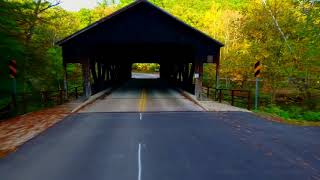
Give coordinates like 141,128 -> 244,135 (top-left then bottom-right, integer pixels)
56,0 -> 225,47
56,0 -> 144,46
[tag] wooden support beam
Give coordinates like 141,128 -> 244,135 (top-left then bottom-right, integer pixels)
215,50 -> 221,89
178,64 -> 183,83
90,60 -> 98,85
194,62 -> 203,100
101,63 -> 106,82
106,64 -> 110,81
82,59 -> 92,98
188,63 -> 195,86
96,61 -> 105,91
63,63 -> 68,99
97,61 -> 102,80
182,63 -> 189,85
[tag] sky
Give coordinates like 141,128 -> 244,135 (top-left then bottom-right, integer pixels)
59,0 -> 99,11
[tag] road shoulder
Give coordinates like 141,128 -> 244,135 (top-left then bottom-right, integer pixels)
0,89 -> 111,158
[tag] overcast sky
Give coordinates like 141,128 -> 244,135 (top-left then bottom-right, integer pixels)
59,0 -> 98,11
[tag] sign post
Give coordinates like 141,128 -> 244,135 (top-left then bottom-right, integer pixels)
254,61 -> 261,110
9,60 -> 17,107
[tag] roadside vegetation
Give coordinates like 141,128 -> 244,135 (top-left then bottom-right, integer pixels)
0,0 -> 319,122
132,64 -> 160,73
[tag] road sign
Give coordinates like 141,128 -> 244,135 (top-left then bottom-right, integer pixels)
254,61 -> 261,78
9,60 -> 17,78
254,61 -> 261,110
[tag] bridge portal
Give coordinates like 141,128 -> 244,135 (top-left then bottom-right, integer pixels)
57,0 -> 223,100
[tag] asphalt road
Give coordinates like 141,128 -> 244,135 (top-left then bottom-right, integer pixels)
81,78 -> 203,112
0,112 -> 319,180
0,75 -> 319,180
132,72 -> 159,79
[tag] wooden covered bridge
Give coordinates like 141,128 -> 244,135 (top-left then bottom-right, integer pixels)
57,0 -> 223,100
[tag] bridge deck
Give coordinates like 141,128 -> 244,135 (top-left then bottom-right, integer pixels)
81,78 -> 203,113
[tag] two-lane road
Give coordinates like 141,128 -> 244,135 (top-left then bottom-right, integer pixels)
0,75 -> 319,180
81,78 -> 203,113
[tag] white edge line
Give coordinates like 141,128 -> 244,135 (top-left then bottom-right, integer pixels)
138,143 -> 142,180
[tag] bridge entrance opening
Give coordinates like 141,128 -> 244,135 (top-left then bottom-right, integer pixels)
132,63 -> 160,79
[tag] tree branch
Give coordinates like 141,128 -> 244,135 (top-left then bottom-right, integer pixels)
39,0 -> 61,13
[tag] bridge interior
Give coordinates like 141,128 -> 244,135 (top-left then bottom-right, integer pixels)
84,43 -> 202,94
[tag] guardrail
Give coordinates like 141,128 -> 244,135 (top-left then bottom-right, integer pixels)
231,89 -> 251,110
202,87 -> 252,110
0,86 -> 82,119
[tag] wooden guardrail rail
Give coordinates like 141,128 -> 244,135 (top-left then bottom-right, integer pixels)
0,86 -> 82,119
231,89 -> 251,110
202,87 -> 252,110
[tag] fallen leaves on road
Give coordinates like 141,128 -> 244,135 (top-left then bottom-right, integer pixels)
0,102 -> 80,158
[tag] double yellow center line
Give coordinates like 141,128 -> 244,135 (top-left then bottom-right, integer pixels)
139,88 -> 147,112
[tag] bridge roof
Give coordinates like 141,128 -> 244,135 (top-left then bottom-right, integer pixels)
57,0 -> 223,64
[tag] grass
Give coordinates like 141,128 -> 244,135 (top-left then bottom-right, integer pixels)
263,105 -> 320,121
254,110 -> 320,126
254,105 -> 320,126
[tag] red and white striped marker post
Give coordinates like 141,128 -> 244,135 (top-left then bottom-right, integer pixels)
9,60 -> 17,106
254,61 -> 261,110
9,60 -> 17,79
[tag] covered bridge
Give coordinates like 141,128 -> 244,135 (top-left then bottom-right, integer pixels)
57,0 -> 224,100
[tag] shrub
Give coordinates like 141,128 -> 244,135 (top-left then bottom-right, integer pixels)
263,105 -> 290,119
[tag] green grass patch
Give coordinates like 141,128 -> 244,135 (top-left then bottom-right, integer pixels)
254,111 -> 320,126
259,105 -> 320,122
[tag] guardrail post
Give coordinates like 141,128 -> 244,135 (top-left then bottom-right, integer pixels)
42,91 -> 48,106
40,91 -> 44,106
11,93 -> 17,109
214,89 -> 217,101
219,89 -> 222,103
22,93 -> 27,114
207,87 -> 210,98
231,90 -> 235,106
247,91 -> 251,110
59,90 -> 63,105
75,87 -> 78,99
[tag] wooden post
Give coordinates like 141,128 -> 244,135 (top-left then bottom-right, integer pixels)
215,51 -> 221,90
231,90 -> 235,106
63,63 -> 68,99
82,59 -> 92,98
59,89 -> 63,105
248,91 -> 251,110
194,62 -> 203,100
22,93 -> 26,114
188,63 -> 195,88
219,89 -> 222,103
43,91 -> 48,106
75,87 -> 78,99
11,91 -> 17,109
